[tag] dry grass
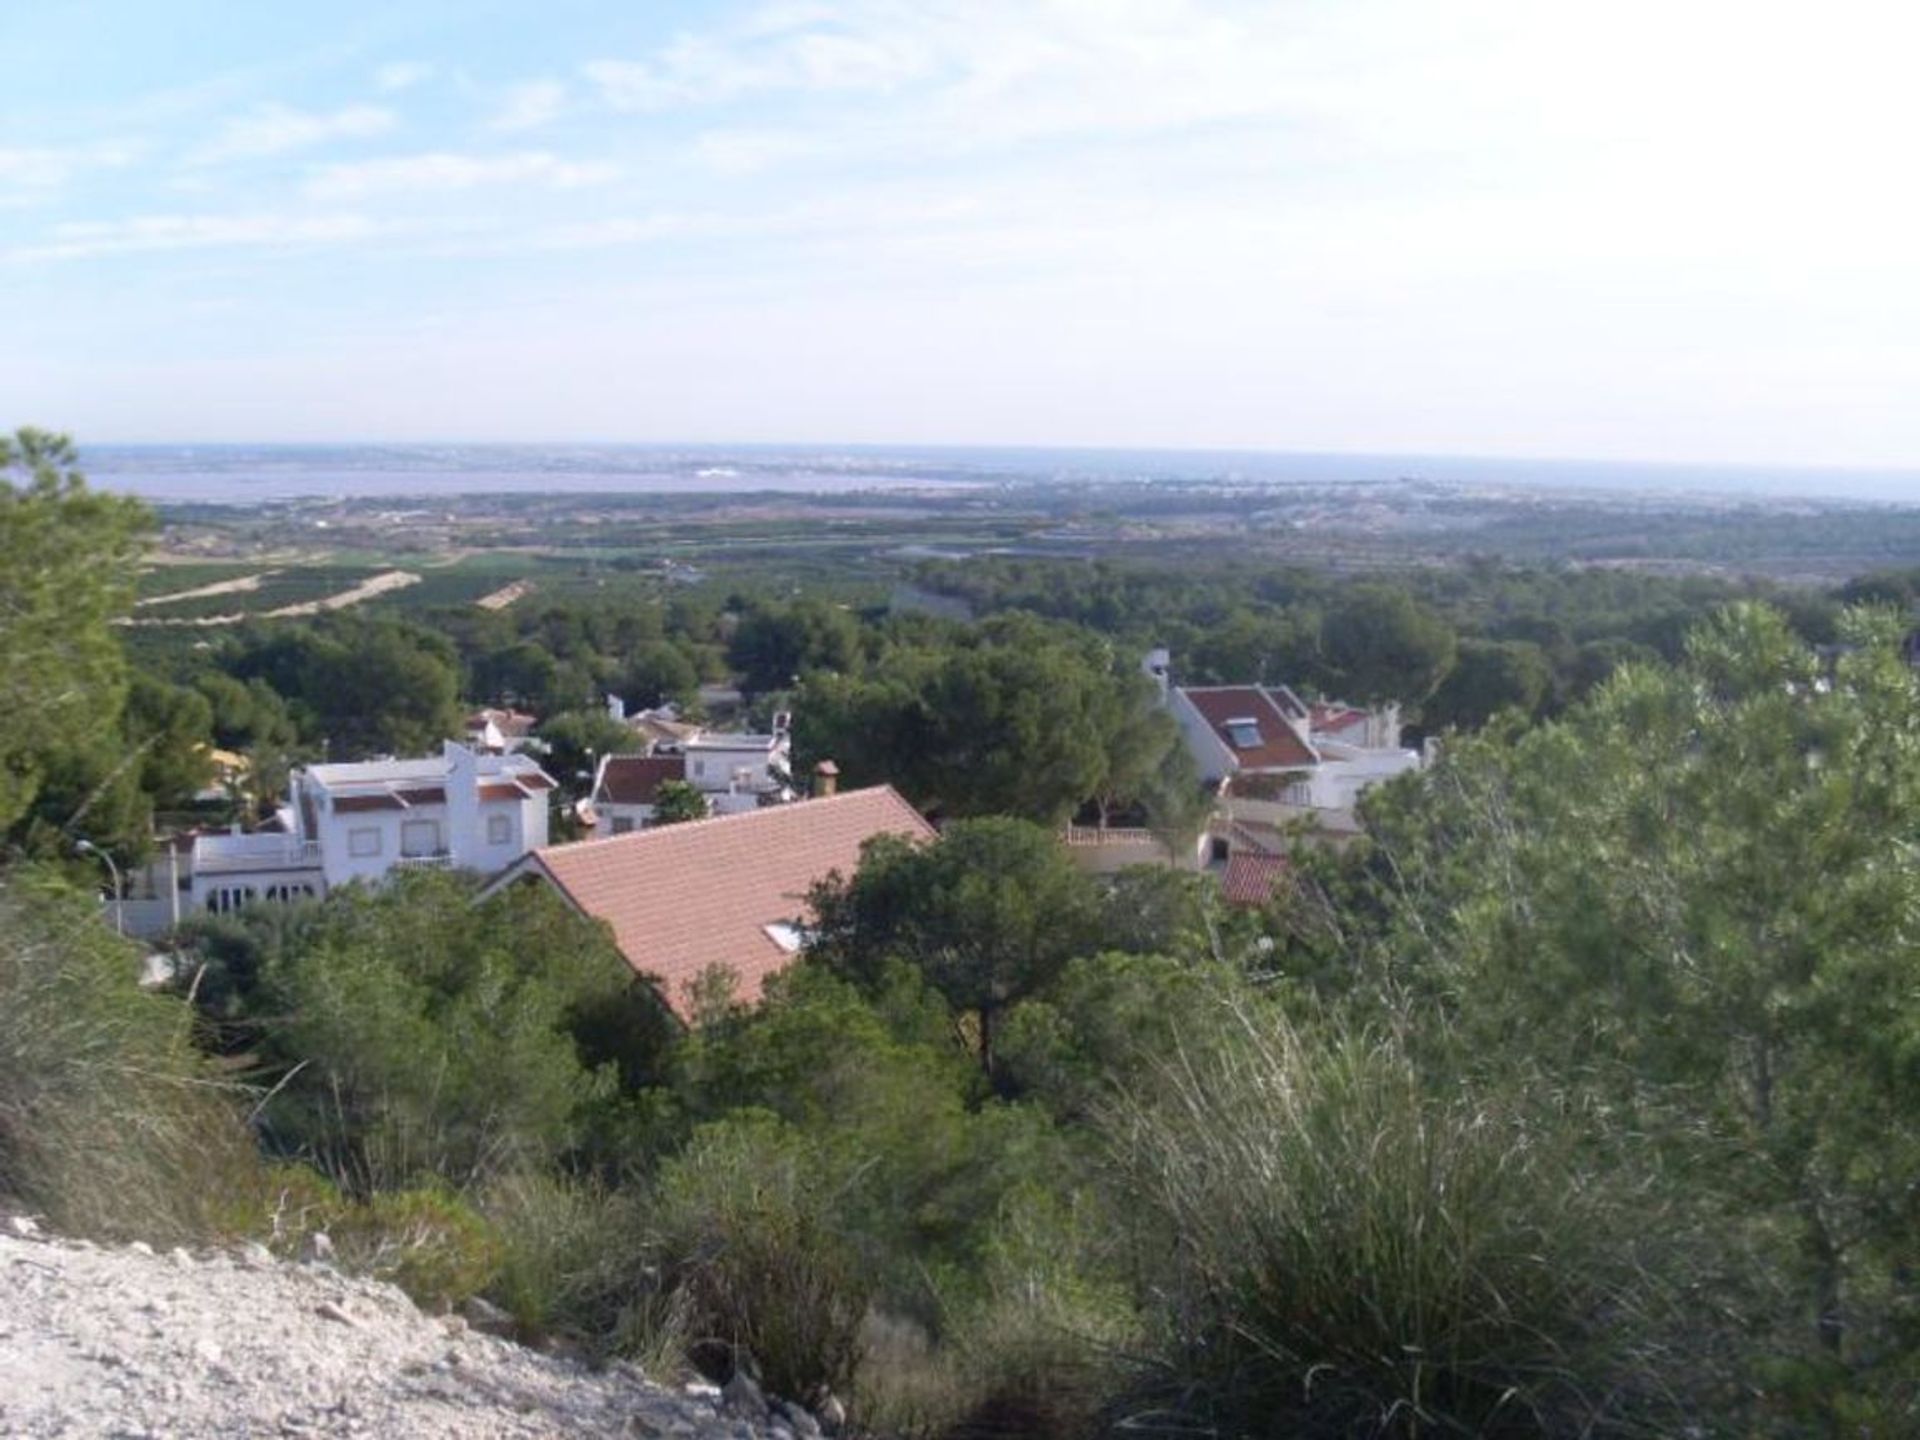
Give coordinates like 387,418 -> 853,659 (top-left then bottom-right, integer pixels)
0,874 -> 264,1243
1108,1007 -> 1696,1437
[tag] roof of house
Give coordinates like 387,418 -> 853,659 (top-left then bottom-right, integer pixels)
466,707 -> 538,738
1220,852 -> 1292,907
503,786 -> 935,1019
305,747 -> 552,796
1309,702 -> 1370,736
1181,687 -> 1320,770
626,709 -> 705,746
594,754 -> 686,806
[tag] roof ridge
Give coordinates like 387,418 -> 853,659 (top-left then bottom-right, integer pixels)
537,783 -> 928,857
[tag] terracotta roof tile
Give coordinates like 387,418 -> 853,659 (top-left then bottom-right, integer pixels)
1183,687 -> 1319,769
595,755 -> 685,806
524,786 -> 935,1020
1221,852 -> 1292,907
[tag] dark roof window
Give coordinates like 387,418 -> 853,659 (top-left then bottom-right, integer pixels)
1226,718 -> 1263,749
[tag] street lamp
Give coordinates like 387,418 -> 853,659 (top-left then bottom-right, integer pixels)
74,839 -> 124,935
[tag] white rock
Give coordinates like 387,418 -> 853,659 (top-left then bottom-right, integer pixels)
6,1214 -> 39,1239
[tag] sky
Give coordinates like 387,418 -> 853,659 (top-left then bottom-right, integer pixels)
6,0 -> 1920,471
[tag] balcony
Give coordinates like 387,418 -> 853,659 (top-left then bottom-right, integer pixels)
192,836 -> 323,877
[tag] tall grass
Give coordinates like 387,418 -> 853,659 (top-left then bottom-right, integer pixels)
1109,1007 -> 1698,1437
0,873 -> 263,1242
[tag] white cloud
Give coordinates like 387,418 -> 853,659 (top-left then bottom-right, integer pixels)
490,79 -> 568,132
374,62 -> 435,93
5,212 -> 382,263
0,141 -> 139,194
196,103 -> 396,163
304,150 -> 618,200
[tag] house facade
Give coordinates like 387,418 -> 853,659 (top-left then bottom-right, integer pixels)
187,741 -> 554,915
591,753 -> 693,835
1146,648 -> 1421,858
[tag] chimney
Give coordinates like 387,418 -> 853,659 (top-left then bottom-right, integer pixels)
606,694 -> 627,722
813,759 -> 840,798
1142,648 -> 1171,700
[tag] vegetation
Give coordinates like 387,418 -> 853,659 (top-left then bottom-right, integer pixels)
5,429 -> 1920,1436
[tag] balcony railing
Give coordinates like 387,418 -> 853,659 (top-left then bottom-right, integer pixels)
192,838 -> 323,876
394,852 -> 454,870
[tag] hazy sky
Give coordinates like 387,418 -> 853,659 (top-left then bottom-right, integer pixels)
6,0 -> 1920,469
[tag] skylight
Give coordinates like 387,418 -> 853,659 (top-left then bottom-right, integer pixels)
1226,718 -> 1263,749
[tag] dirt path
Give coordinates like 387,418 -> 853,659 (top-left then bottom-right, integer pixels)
136,572 -> 276,609
266,569 -> 421,617
0,1220 -> 788,1439
475,580 -> 534,611
118,570 -> 424,628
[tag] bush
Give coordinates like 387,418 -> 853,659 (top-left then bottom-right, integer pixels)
1111,1009 -> 1701,1437
329,1187 -> 505,1312
0,873 -> 263,1242
646,1112 -> 872,1401
479,1172 -> 648,1348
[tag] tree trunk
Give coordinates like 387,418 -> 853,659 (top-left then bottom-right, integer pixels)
1802,1198 -> 1845,1356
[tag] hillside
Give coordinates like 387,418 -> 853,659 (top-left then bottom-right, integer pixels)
0,1218 -> 795,1439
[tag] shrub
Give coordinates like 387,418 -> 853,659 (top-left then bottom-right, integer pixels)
479,1171 -> 646,1347
0,874 -> 262,1243
329,1187 -> 505,1312
1110,1009 -> 1700,1437
646,1112 -> 872,1401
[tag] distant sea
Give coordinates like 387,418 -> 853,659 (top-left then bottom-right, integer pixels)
77,442 -> 1920,506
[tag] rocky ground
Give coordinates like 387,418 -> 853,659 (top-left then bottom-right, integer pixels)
0,1216 -> 814,1439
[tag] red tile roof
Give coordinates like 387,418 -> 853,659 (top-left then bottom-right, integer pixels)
513,786 -> 935,1020
1310,703 -> 1369,735
468,707 -> 538,737
595,754 -> 685,806
1183,687 -> 1319,769
1220,852 -> 1292,907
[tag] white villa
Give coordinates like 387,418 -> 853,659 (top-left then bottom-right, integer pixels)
1144,648 -> 1422,857
188,741 -> 554,915
589,696 -> 796,838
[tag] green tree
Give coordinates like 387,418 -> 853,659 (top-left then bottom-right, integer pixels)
808,818 -> 1100,1087
538,708 -> 635,790
618,641 -> 700,711
729,599 -> 862,694
1422,638 -> 1551,732
650,779 -> 709,826
245,872 -> 633,1188
1352,603 -> 1920,1405
1317,585 -> 1457,706
0,429 -> 150,832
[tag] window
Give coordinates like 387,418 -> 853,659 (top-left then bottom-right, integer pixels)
348,827 -> 382,858
207,885 -> 257,914
611,816 -> 634,835
486,813 -> 512,845
401,819 -> 442,857
692,759 -> 706,778
1226,718 -> 1263,749
762,922 -> 807,953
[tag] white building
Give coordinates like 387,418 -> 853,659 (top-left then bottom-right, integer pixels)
591,753 -> 695,835
1145,648 -> 1421,855
188,741 -> 554,915
680,728 -> 794,815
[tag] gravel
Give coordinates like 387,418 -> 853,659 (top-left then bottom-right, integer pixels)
0,1218 -> 771,1439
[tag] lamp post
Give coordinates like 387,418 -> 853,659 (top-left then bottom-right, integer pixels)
75,839 -> 124,935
